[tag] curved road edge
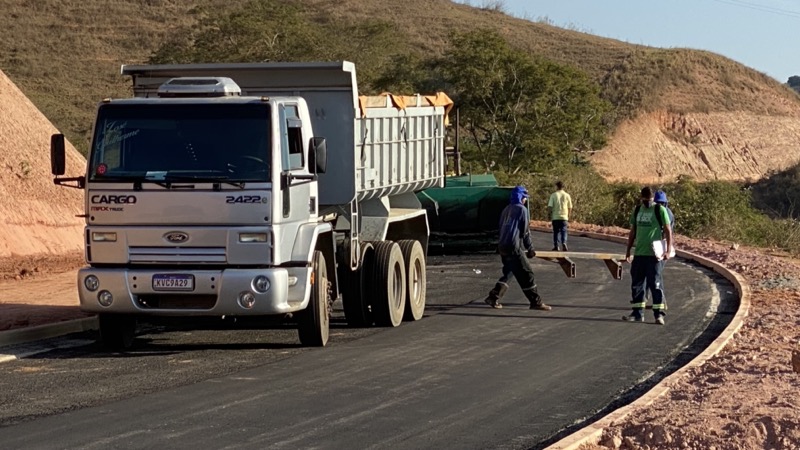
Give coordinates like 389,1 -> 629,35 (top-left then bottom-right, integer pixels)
0,317 -> 98,355
540,229 -> 752,450
0,316 -> 99,363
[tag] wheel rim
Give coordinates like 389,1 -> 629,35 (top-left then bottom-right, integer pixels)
321,272 -> 328,326
392,262 -> 403,310
411,258 -> 422,306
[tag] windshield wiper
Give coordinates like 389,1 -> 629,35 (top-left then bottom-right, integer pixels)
92,173 -> 246,190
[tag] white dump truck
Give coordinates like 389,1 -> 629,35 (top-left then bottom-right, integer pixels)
51,61 -> 451,349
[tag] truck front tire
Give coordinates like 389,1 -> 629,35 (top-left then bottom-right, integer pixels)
298,250 -> 330,346
370,241 -> 406,327
98,314 -> 137,351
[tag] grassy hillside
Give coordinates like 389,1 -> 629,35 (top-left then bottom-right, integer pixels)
302,0 -> 800,120
1,0 -> 799,155
0,0 -> 245,153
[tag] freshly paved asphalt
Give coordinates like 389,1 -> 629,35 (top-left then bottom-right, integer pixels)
0,233 -> 736,449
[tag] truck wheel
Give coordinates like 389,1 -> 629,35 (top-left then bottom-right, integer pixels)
98,314 -> 137,351
398,240 -> 426,321
298,250 -> 330,346
370,241 -> 406,327
341,243 -> 375,327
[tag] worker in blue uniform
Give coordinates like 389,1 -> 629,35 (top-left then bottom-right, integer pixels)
484,186 -> 552,311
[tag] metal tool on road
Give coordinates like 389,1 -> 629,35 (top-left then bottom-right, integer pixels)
534,251 -> 626,280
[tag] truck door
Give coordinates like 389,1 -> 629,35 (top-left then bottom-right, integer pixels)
278,104 -> 316,225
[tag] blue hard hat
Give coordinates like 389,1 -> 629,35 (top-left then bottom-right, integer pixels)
654,190 -> 668,204
510,185 -> 529,204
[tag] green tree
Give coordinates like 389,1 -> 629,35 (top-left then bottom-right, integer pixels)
788,75 -> 800,94
372,54 -> 441,94
149,0 -> 405,91
436,30 -> 610,173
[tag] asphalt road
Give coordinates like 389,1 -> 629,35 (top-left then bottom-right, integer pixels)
0,233 -> 736,449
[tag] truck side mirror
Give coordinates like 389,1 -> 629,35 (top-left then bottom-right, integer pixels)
309,137 -> 327,174
51,133 -> 66,176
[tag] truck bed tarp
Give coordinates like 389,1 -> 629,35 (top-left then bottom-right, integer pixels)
358,92 -> 454,124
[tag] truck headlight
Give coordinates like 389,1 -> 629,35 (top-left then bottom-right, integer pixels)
92,232 -> 117,242
84,275 -> 100,292
252,275 -> 270,293
239,233 -> 268,243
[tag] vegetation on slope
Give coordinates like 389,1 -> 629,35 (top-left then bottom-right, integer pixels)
751,164 -> 800,219
0,0 -> 246,154
150,0 -> 407,90
599,48 -> 800,124
788,76 -> 800,94
3,0 -> 799,155
503,168 -> 800,255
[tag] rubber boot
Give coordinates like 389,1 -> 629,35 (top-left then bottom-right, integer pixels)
525,288 -> 552,311
485,282 -> 507,309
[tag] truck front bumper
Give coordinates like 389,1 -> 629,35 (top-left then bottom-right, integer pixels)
77,267 -> 311,316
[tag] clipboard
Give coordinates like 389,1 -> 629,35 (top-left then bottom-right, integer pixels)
652,239 -> 676,260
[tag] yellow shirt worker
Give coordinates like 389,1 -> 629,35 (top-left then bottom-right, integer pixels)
547,181 -> 573,251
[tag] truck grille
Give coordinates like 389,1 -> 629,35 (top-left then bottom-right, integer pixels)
128,247 -> 227,264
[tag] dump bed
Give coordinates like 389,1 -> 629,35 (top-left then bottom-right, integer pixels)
121,61 -> 448,207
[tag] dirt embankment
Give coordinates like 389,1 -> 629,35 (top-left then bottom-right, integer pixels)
541,222 -> 800,450
0,70 -> 85,259
592,111 -> 800,184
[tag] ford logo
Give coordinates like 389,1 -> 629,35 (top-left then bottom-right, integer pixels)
164,232 -> 189,244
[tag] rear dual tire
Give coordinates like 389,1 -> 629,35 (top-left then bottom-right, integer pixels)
341,243 -> 375,327
397,240 -> 426,322
370,242 -> 407,327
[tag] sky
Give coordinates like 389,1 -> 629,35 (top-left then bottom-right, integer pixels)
468,0 -> 799,83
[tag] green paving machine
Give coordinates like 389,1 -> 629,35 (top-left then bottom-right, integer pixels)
417,173 -> 515,252
416,109 -> 518,253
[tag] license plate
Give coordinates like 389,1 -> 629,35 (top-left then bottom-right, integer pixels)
152,274 -> 194,291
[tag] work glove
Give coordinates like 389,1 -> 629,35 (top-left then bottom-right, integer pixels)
526,248 -> 536,259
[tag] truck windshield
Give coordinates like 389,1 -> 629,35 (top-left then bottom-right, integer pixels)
89,103 -> 271,183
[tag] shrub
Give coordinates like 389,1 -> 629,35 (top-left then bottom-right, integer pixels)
498,165 -> 636,226
493,169 -> 800,254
